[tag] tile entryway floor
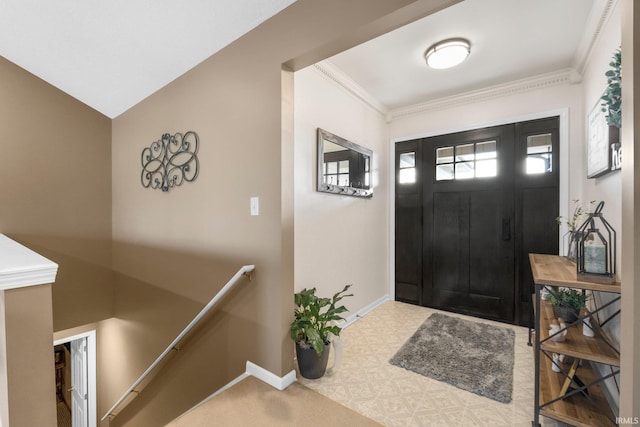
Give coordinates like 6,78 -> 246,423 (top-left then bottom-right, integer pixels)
298,301 -> 567,427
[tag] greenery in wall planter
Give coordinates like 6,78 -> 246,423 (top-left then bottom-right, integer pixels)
600,47 -> 621,128
290,284 -> 352,379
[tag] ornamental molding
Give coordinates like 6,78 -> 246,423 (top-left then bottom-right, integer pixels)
312,0 -> 617,123
572,0 -> 619,75
390,69 -> 579,120
313,61 -> 388,119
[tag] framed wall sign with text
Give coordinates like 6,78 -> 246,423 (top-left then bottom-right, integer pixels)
587,97 -> 611,179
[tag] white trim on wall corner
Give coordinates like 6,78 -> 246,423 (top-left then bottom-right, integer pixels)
246,361 -> 296,391
312,61 -> 388,118
0,234 -> 58,290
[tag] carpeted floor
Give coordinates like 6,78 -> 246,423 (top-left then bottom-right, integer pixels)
56,401 -> 71,427
389,313 -> 515,403
166,376 -> 382,427
299,301 -> 569,426
166,301 -> 567,426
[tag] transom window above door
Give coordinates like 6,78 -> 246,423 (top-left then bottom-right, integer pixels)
435,140 -> 497,180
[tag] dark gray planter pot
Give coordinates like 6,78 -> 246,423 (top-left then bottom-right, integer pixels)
553,305 -> 580,324
296,342 -> 330,379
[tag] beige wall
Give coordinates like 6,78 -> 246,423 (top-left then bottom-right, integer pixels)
0,57 -> 114,331
3,1 -> 463,425
582,2 -> 621,275
0,290 -> 8,427
578,1 -> 623,412
294,65 -> 390,314
1,284 -> 56,427
108,1 -> 458,426
620,0 -> 640,418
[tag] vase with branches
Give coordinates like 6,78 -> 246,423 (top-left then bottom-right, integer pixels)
556,199 -> 595,259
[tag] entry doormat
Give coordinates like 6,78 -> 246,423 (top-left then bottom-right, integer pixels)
389,313 -> 515,403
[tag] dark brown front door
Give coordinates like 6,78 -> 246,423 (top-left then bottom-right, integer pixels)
395,117 -> 559,326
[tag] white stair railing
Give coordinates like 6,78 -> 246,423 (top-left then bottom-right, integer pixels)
101,264 -> 255,422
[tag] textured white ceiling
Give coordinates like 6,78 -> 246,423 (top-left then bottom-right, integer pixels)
0,0 -> 295,118
1,0 -> 607,118
327,0 -> 600,111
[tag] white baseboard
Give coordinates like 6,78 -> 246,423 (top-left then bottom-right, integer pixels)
246,361 -> 296,391
343,294 -> 389,328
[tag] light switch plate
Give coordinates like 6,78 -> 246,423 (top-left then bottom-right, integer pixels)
250,197 -> 259,216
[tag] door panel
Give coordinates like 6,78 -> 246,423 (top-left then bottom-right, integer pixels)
71,338 -> 88,427
395,117 -> 559,326
432,192 -> 469,294
395,193 -> 422,303
423,124 -> 515,323
431,189 -> 514,322
395,141 -> 423,304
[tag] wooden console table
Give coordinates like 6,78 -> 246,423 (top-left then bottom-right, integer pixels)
529,254 -> 620,427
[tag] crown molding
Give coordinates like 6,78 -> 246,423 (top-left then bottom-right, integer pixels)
0,234 -> 58,290
312,61 -> 389,119
572,0 -> 619,75
390,68 -> 578,120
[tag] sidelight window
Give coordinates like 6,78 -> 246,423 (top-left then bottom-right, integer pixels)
399,152 -> 416,184
436,141 -> 497,180
526,133 -> 553,174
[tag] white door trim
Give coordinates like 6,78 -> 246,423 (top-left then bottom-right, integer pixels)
54,330 -> 97,427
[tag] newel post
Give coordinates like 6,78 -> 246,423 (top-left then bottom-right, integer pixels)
0,234 -> 58,427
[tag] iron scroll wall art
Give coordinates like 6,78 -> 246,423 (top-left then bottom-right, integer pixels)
141,131 -> 199,192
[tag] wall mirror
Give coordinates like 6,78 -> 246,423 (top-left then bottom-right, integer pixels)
317,128 -> 373,198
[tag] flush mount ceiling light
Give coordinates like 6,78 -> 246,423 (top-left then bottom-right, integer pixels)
425,38 -> 470,69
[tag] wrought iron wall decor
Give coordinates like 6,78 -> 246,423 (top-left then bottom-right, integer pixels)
141,131 -> 199,192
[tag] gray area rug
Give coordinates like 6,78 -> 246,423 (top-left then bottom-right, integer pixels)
389,313 -> 515,403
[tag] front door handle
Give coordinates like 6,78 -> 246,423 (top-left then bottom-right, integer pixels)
502,218 -> 511,241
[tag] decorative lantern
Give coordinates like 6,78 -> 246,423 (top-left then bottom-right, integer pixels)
575,201 -> 616,284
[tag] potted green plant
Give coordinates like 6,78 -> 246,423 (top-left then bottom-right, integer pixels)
290,284 -> 352,379
544,287 -> 589,324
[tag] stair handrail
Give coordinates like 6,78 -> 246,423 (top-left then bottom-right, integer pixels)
101,264 -> 255,422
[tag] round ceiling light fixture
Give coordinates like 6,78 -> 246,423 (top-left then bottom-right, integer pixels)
424,38 -> 470,69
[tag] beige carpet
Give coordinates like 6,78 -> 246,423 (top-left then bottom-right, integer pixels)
166,376 -> 382,427
56,401 -> 71,427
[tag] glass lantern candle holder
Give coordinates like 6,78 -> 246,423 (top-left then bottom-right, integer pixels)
575,201 -> 616,284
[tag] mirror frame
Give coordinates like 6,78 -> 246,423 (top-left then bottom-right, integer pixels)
317,128 -> 373,198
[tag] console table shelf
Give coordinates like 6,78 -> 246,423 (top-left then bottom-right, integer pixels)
530,254 -> 620,427
538,301 -> 619,367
